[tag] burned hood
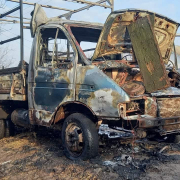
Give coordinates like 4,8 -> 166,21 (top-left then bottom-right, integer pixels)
92,9 -> 179,63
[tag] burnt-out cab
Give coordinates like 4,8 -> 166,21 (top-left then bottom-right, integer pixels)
0,4 -> 180,160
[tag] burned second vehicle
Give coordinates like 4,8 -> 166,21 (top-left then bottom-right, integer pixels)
0,4 -> 180,160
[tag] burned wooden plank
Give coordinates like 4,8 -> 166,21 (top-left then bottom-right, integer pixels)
127,16 -> 170,93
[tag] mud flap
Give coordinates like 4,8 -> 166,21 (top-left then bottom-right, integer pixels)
127,16 -> 170,93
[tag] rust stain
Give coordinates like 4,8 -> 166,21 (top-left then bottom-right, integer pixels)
146,62 -> 154,75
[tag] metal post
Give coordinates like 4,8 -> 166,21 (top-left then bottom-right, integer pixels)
20,0 -> 24,68
67,41 -> 70,60
111,0 -> 114,11
174,43 -> 178,70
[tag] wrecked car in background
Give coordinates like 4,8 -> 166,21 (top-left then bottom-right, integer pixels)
0,4 -> 180,160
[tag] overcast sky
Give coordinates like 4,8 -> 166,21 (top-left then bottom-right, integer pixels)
1,0 -> 180,67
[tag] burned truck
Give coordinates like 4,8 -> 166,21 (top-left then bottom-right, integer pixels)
0,4 -> 180,160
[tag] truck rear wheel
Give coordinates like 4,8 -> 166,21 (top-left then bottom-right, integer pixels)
0,119 -> 14,139
61,113 -> 99,160
0,120 -> 5,139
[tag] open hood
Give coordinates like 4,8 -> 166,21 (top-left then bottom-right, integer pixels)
30,4 -> 48,37
92,9 -> 179,63
92,9 -> 179,93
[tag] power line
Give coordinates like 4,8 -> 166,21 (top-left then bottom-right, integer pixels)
8,0 -> 74,12
1,32 -> 31,48
1,27 -> 32,43
12,0 -> 39,16
23,0 -> 46,16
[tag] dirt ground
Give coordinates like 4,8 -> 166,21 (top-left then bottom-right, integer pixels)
1,128 -> 180,180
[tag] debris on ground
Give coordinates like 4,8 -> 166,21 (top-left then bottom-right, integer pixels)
1,127 -> 180,180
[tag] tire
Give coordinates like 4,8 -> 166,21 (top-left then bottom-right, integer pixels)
61,113 -> 99,160
0,119 -> 14,139
0,120 -> 5,139
4,119 -> 15,137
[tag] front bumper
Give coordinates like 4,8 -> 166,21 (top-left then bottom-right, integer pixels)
138,115 -> 180,135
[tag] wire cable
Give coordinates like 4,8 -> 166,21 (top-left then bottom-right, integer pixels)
1,27 -> 32,42
1,31 -> 31,48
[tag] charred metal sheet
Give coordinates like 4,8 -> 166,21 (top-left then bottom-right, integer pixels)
93,60 -> 131,70
92,13 -> 132,60
162,122 -> 180,134
122,81 -> 145,96
92,59 -> 139,70
30,4 -> 48,37
138,115 -> 180,128
127,16 -> 170,93
144,97 -> 157,117
151,87 -> 180,97
0,69 -> 27,101
157,97 -> 180,118
28,25 -> 79,125
92,9 -> 179,61
154,16 -> 179,64
33,67 -> 74,112
75,65 -> 130,117
98,124 -> 133,139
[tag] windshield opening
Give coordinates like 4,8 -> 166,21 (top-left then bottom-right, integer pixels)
70,26 -> 101,62
70,26 -> 135,62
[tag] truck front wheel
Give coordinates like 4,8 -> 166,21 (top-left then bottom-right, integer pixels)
61,113 -> 99,160
0,119 -> 14,139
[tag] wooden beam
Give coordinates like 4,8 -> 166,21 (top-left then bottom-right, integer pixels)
6,15 -> 30,20
0,19 -> 30,24
7,0 -> 74,12
59,0 -> 108,19
63,0 -> 112,8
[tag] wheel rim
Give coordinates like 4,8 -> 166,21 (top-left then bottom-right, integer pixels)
65,122 -> 84,157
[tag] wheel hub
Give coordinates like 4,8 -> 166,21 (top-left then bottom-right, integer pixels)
65,123 -> 84,155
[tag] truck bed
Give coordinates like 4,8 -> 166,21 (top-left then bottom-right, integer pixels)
0,65 -> 28,101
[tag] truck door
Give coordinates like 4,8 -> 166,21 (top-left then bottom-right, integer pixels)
32,26 -> 77,124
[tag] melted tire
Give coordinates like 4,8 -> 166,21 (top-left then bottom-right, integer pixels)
5,120 -> 15,137
0,120 -> 5,139
0,119 -> 14,139
62,113 -> 99,160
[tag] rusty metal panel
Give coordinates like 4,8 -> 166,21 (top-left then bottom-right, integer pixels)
145,97 -> 157,117
75,64 -> 130,117
154,16 -> 179,64
92,10 -> 179,61
157,97 -> 180,118
127,16 -> 170,93
0,69 -> 27,101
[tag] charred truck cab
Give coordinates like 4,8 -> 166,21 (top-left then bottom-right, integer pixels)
0,4 -> 180,160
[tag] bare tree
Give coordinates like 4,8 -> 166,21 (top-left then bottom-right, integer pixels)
0,0 -> 14,69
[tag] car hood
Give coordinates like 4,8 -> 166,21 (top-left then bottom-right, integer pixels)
92,9 -> 179,63
92,9 -> 179,93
